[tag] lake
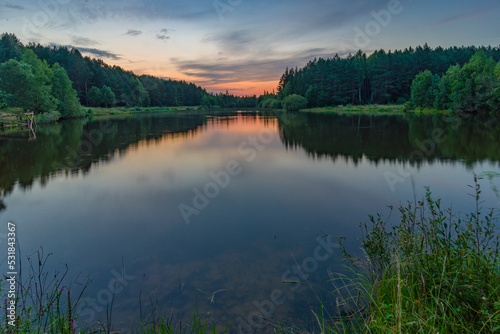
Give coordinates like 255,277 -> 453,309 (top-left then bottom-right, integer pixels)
1,110 -> 499,333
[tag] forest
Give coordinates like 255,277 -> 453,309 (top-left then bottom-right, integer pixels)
0,33 -> 207,113
275,44 -> 500,111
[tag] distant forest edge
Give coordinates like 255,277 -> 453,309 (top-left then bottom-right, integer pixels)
1,32 -> 500,120
272,44 -> 500,114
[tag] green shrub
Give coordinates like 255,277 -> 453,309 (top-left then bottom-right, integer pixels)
282,94 -> 308,111
396,97 -> 407,104
35,110 -> 61,123
402,101 -> 413,112
261,98 -> 282,109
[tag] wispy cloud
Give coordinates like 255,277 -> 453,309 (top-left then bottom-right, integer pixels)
72,35 -> 99,46
203,30 -> 255,53
416,6 -> 498,30
156,28 -> 171,41
171,46 -> 346,87
125,29 -> 142,36
0,3 -> 25,10
70,46 -> 122,60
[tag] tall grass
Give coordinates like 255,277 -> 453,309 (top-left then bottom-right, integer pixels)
324,175 -> 500,333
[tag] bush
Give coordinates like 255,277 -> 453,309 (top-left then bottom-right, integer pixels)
282,94 -> 308,111
34,110 -> 61,123
395,97 -> 407,104
270,99 -> 282,109
261,98 -> 282,109
402,101 -> 414,112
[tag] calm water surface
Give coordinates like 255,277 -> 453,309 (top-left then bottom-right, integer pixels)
1,111 -> 499,332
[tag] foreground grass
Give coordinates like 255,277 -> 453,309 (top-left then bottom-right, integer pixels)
323,175 -> 500,333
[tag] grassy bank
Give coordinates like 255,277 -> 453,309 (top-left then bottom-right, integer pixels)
300,104 -> 453,115
87,106 -> 201,116
323,175 -> 500,333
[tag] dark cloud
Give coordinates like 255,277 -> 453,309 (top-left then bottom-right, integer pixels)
171,46 -> 346,87
71,46 -> 122,60
204,30 -> 254,47
125,29 -> 142,36
72,35 -> 99,46
156,29 -> 172,41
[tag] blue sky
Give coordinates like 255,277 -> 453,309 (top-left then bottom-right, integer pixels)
1,0 -> 499,95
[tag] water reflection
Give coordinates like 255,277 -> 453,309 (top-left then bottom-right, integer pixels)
0,111 -> 499,332
278,112 -> 500,166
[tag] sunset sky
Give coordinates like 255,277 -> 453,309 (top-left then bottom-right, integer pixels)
1,0 -> 499,95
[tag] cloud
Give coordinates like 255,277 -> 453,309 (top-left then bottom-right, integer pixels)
0,3 -> 25,10
156,29 -> 172,41
72,35 -> 99,46
416,7 -> 498,30
126,29 -> 142,36
171,45 -> 345,87
204,30 -> 254,48
71,46 -> 122,60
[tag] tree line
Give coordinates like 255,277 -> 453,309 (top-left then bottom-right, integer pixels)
274,44 -> 500,108
410,51 -> 500,115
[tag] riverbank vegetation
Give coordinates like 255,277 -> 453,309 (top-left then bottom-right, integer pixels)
323,177 -> 500,333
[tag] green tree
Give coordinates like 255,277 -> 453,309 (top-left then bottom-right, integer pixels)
101,86 -> 116,107
0,90 -> 12,109
0,59 -> 53,113
0,33 -> 23,63
305,85 -> 318,107
411,70 -> 435,108
282,94 -> 308,111
494,62 -> 500,110
51,63 -> 83,117
451,51 -> 497,113
87,86 -> 102,107
21,50 -> 58,113
434,65 -> 460,110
